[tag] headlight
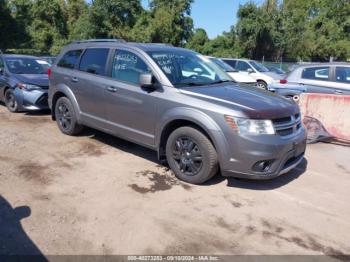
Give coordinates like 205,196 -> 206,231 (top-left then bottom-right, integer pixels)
16,83 -> 41,91
225,115 -> 275,135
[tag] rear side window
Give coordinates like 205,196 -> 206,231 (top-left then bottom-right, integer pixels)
335,67 -> 350,84
79,48 -> 109,76
302,67 -> 330,81
57,50 -> 82,69
236,61 -> 251,71
111,50 -> 151,85
223,59 -> 237,68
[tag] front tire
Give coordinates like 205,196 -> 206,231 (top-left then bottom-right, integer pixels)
55,97 -> 83,135
166,126 -> 218,184
4,89 -> 19,112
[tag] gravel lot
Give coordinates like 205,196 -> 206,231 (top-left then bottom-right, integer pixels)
0,105 -> 350,257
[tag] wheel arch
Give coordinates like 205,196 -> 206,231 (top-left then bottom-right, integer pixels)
51,84 -> 81,122
156,108 -> 229,164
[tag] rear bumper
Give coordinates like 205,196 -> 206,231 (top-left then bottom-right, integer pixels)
14,88 -> 49,111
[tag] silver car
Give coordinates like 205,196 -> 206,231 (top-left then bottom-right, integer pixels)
222,58 -> 284,89
49,40 -> 306,184
279,63 -> 350,95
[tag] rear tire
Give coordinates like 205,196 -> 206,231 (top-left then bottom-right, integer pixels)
166,126 -> 218,184
55,97 -> 83,135
4,89 -> 19,113
257,80 -> 267,90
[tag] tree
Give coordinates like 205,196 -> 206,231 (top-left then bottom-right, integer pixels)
186,28 -> 209,53
88,0 -> 143,40
0,0 -> 18,50
130,0 -> 194,45
65,0 -> 92,41
29,0 -> 68,54
7,0 -> 32,48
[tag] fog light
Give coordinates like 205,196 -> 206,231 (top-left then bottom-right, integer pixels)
252,160 -> 274,172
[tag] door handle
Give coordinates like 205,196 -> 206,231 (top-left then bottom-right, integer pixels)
106,86 -> 117,93
71,77 -> 79,83
335,89 -> 343,94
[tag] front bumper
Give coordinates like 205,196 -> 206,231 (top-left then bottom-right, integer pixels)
220,127 -> 307,180
14,88 -> 49,111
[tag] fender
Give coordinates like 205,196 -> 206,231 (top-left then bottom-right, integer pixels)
52,84 -> 82,123
156,107 -> 230,164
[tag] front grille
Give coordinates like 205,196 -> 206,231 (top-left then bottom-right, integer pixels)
272,113 -> 302,137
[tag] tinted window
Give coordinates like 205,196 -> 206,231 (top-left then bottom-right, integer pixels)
57,50 -> 82,69
79,48 -> 109,76
5,57 -> 47,74
250,61 -> 269,72
112,50 -> 151,85
302,67 -> 330,81
210,58 -> 237,72
335,67 -> 350,84
223,59 -> 237,68
236,61 -> 251,71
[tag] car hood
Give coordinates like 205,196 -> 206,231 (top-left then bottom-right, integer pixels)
227,72 -> 256,83
263,71 -> 285,80
179,83 -> 298,119
13,74 -> 49,87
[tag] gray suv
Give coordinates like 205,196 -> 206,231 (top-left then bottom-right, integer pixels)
49,40 -> 306,184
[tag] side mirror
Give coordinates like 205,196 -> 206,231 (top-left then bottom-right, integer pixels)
247,68 -> 253,73
0,68 -> 4,75
139,73 -> 154,88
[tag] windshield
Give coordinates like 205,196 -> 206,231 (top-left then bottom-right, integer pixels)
250,61 -> 269,72
209,57 -> 237,72
5,57 -> 48,74
147,50 -> 232,87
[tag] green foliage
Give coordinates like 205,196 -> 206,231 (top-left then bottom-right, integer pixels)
0,0 -> 18,50
1,0 -> 349,60
130,0 -> 194,45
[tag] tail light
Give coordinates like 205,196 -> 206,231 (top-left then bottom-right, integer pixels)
47,68 -> 52,77
280,79 -> 287,84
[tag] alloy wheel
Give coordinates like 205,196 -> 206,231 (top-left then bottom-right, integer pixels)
56,102 -> 72,131
172,137 -> 203,176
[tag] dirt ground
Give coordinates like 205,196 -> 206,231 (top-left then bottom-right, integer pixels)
0,105 -> 350,257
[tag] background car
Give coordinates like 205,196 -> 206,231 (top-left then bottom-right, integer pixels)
266,65 -> 286,75
207,56 -> 257,85
39,56 -> 56,65
0,54 -> 49,112
270,63 -> 350,96
222,58 -> 284,89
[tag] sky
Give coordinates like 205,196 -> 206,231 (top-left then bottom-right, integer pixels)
142,0 -> 264,39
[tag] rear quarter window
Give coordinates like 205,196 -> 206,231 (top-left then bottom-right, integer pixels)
223,59 -> 237,68
301,67 -> 330,81
57,50 -> 82,69
335,67 -> 350,84
79,48 -> 109,76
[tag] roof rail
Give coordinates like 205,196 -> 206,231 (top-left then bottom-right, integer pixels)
72,39 -> 126,44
